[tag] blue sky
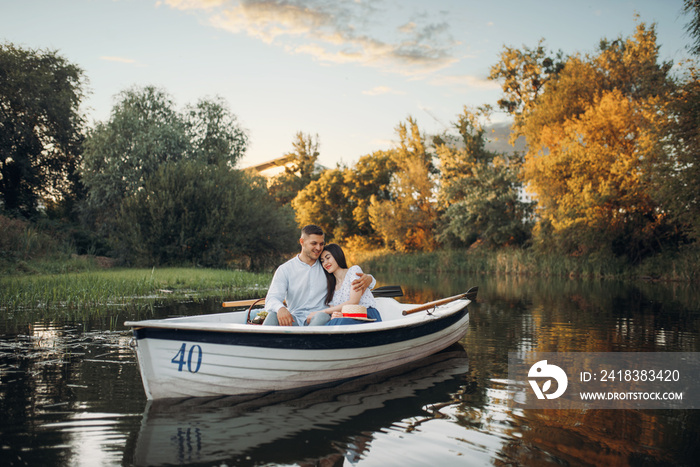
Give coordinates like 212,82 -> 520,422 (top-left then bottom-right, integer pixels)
1,0 -> 693,169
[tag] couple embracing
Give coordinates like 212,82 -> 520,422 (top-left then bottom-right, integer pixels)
262,224 -> 382,326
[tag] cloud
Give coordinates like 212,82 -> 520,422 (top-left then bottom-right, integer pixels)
162,0 -> 458,75
362,86 -> 405,96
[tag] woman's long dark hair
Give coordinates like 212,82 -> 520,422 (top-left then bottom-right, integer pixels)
322,243 -> 348,305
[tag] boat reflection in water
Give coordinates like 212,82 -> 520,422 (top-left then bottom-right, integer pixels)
126,345 -> 469,466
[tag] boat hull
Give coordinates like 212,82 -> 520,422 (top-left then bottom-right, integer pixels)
127,297 -> 471,400
129,346 -> 469,465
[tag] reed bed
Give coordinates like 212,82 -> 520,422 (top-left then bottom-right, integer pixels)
355,246 -> 699,282
0,267 -> 271,315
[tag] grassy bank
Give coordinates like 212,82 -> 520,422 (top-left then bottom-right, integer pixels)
352,246 -> 700,282
0,267 -> 272,315
3,213 -> 698,318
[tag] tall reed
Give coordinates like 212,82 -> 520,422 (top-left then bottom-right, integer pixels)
0,267 -> 272,315
354,246 -> 697,282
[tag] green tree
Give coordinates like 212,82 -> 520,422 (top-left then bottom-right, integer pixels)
436,107 -> 533,248
116,161 -> 296,268
488,39 -> 565,139
183,96 -> 248,166
81,86 -> 248,233
683,0 -> 700,55
658,63 -> 700,242
268,132 -> 321,206
0,43 -> 86,218
291,150 -> 397,244
292,168 -> 353,241
343,150 -> 397,241
369,117 -> 437,251
81,86 -> 189,231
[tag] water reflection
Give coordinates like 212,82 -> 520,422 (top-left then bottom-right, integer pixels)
126,346 -> 470,466
1,276 -> 699,465
0,320 -> 144,466
378,274 -> 700,465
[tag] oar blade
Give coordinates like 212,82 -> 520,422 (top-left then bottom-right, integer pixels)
372,285 -> 404,298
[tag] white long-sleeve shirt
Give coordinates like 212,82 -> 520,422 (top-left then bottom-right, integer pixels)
265,255 -> 375,326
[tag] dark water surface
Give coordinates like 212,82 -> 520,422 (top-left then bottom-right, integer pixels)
1,274 -> 699,466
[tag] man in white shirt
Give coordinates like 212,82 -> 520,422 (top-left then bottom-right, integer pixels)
263,225 -> 374,326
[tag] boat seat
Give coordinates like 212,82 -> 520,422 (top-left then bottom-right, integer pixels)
375,297 -> 407,321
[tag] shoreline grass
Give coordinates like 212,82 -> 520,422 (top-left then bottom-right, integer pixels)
3,243 -> 698,318
352,245 -> 700,283
0,267 -> 272,315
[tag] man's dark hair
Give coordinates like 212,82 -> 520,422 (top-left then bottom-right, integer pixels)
301,224 -> 324,237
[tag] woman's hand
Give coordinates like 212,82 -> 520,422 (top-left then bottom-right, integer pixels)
331,311 -> 343,319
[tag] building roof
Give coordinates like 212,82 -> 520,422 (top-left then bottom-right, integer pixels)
247,154 -> 296,173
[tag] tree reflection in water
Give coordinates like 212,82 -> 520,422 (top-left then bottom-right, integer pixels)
1,275 -> 699,466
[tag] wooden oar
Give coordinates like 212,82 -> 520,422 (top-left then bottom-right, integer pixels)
222,285 -> 404,308
222,298 -> 265,308
402,287 -> 478,316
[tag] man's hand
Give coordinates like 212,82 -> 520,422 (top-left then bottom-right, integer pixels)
351,273 -> 372,293
277,307 -> 295,326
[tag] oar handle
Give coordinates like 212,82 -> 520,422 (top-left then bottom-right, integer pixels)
402,287 -> 478,315
222,298 -> 266,308
402,293 -> 466,315
222,284 -> 404,307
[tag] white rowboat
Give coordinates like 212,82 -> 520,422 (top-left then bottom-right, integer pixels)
124,287 -> 477,400
130,346 -> 469,465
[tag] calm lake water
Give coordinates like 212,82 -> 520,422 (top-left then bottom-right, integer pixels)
1,273 -> 699,466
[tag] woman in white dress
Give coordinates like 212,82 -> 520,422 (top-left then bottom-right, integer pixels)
306,244 -> 382,325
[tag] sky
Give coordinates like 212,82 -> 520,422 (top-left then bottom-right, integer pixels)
1,0 -> 694,170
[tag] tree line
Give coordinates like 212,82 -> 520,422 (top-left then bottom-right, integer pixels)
1,13 -> 699,270
288,20 -> 700,263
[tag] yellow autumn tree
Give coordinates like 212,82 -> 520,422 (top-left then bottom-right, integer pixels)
369,117 -> 437,252
492,21 -> 679,259
291,150 -> 397,244
527,90 -> 665,250
292,168 -> 352,241
267,132 -> 321,206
